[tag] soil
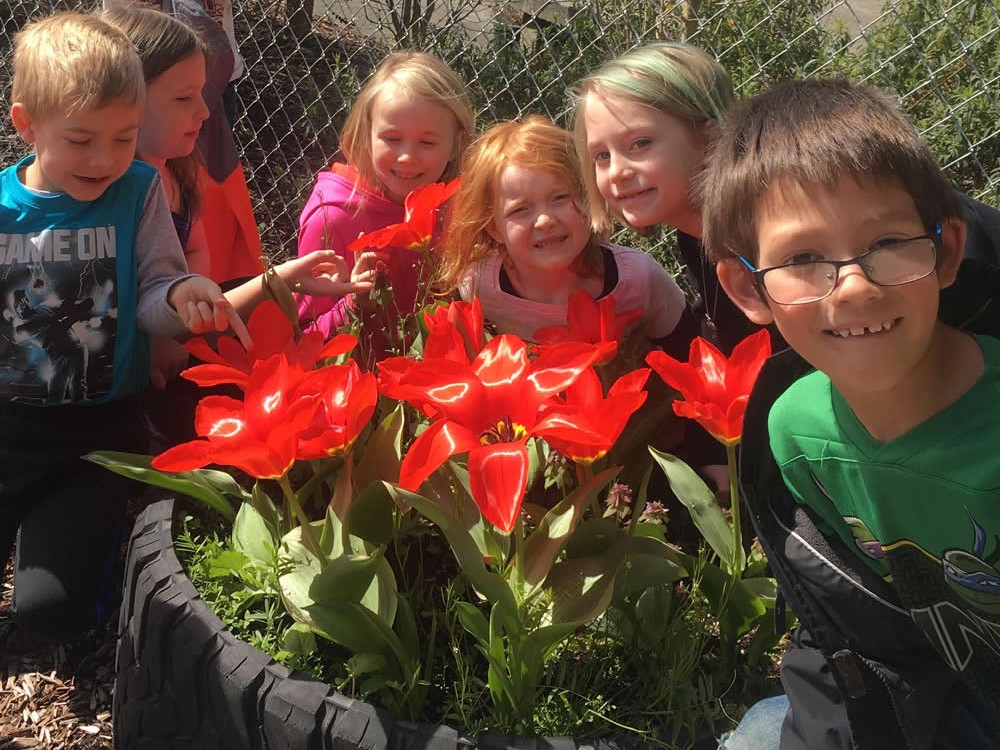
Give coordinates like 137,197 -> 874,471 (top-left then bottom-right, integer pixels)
0,564 -> 116,750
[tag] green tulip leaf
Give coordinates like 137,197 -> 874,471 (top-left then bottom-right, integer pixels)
232,502 -> 277,566
545,542 -> 623,625
386,483 -> 518,619
281,623 -> 316,655
85,451 -> 243,522
207,549 -> 249,579
615,535 -> 689,599
455,601 -> 490,646
699,563 -> 767,642
347,652 -> 388,677
522,465 -> 620,591
649,448 -> 736,571
306,599 -> 403,673
392,595 -> 420,658
348,480 -> 396,546
251,483 -> 281,532
354,404 -> 405,491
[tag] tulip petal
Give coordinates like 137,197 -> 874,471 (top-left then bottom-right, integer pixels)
646,350 -> 702,398
609,367 -> 651,396
398,420 -> 480,492
151,439 -> 215,472
673,399 -> 738,444
526,342 -> 598,399
468,442 -> 529,533
247,300 -> 297,360
724,329 -> 772,399
318,332 -> 359,360
689,338 -> 728,396
184,337 -> 228,366
398,359 -> 485,427
181,363 -> 250,389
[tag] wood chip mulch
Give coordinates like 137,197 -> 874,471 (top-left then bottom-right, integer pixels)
0,566 -> 116,750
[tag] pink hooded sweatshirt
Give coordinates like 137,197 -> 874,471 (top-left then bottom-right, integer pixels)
296,164 -> 425,362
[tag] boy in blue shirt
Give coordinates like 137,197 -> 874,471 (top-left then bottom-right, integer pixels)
706,78 -> 1000,748
1,11 -> 240,639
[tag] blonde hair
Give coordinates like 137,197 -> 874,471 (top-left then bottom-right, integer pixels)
436,115 -> 603,294
12,11 -> 145,120
340,51 -> 474,194
102,6 -> 206,218
571,41 -> 735,235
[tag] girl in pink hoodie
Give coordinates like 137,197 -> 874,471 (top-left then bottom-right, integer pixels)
297,51 -> 473,364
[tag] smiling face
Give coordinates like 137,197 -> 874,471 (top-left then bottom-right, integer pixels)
369,87 -> 459,204
12,98 -> 142,201
137,51 -> 209,165
487,164 -> 591,281
720,175 -> 964,400
582,93 -> 707,235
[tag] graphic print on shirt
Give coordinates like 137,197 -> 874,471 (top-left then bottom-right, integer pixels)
0,227 -> 118,404
815,471 -> 1000,708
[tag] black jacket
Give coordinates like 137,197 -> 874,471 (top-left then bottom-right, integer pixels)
738,193 -> 1000,749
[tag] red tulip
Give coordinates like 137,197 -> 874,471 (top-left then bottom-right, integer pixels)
183,300 -> 357,389
533,290 -> 642,364
347,178 -> 460,253
646,330 -> 771,446
537,367 -> 649,463
152,354 -> 320,478
394,335 -> 598,532
422,298 -> 486,365
296,361 -> 379,459
378,298 -> 486,416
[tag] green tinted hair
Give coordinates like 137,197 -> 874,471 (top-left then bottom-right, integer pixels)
102,6 -> 206,218
12,11 -> 145,119
571,41 -> 735,234
435,115 -> 603,295
339,51 -> 474,194
700,77 -> 961,264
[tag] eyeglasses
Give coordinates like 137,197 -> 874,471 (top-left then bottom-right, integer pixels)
739,225 -> 941,305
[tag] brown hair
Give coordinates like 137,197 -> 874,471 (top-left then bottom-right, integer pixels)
102,5 -> 206,219
340,51 -> 474,195
436,115 -> 603,294
12,11 -> 144,119
701,77 -> 961,263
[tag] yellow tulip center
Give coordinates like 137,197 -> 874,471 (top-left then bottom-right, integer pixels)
479,416 -> 527,445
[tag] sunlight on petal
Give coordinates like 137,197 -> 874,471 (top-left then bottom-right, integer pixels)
208,417 -> 246,439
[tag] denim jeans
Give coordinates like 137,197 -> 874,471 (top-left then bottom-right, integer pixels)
718,688 -> 1000,750
717,695 -> 787,750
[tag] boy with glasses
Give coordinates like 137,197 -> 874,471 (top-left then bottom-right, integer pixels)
707,78 -> 1000,748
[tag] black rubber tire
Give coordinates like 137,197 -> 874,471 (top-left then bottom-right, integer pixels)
114,498 -> 640,750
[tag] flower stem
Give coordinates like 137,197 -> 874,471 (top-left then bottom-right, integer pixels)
278,475 -> 322,560
726,443 -> 742,576
577,463 -> 599,515
513,515 -> 526,597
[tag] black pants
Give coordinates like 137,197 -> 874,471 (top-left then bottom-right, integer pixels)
0,396 -> 148,639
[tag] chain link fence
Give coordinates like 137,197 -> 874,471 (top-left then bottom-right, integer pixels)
2,0 -> 998,261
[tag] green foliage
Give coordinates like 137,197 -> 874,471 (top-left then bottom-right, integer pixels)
831,0 -> 1000,199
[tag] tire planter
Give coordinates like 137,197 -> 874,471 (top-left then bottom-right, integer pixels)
115,498 -> 720,750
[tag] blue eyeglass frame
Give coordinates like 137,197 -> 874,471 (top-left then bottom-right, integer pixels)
737,221 -> 943,303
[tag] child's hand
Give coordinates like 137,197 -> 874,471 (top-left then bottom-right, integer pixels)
349,251 -> 390,309
149,336 -> 189,390
351,251 -> 387,287
281,250 -> 374,298
169,276 -> 252,347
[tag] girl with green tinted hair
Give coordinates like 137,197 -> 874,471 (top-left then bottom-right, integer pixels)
572,42 -> 755,353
